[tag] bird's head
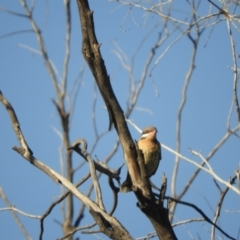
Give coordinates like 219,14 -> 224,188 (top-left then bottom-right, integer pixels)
140,126 -> 158,140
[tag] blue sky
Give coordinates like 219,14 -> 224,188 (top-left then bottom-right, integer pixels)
0,0 -> 240,239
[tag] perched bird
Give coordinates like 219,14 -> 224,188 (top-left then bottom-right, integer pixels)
120,126 -> 161,192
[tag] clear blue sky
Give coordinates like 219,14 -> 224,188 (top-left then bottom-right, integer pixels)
0,0 -> 239,239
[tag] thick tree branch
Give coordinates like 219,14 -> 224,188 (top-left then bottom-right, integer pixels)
75,0 -> 177,239
76,0 -> 150,197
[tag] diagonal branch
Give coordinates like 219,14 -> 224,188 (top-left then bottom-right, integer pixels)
39,173 -> 91,240
0,187 -> 32,240
211,176 -> 237,240
68,139 -> 121,180
75,0 -> 177,239
166,196 -> 236,240
19,0 -> 60,96
76,0 -> 148,196
1,89 -> 132,240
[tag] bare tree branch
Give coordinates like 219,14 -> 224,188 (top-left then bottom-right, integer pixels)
211,176 -> 237,240
0,187 -> 32,240
68,139 -> 122,180
0,90 -> 132,240
39,173 -> 91,240
75,0 -> 177,238
226,17 -> 240,123
166,196 -> 236,240
172,8 -> 202,203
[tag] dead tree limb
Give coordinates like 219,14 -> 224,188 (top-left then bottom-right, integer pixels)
75,1 -> 177,239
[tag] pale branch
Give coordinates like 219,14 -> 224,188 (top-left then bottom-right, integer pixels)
0,90 -> 33,157
79,180 -> 122,238
69,65 -> 85,123
132,20 -> 169,99
225,210 -> 240,213
0,187 -> 32,240
73,140 -> 121,229
166,197 -> 236,240
19,0 -> 61,96
15,3 -> 76,230
115,0 -> 190,26
226,17 -> 240,123
39,173 -> 91,240
0,29 -> 33,39
92,83 -> 99,139
162,143 -> 240,195
0,5 -> 28,18
69,137 -> 123,229
51,126 -> 66,218
227,96 -> 235,129
125,119 -> 142,134
150,30 -> 186,76
57,223 -> 96,240
177,125 -> 239,199
86,141 -> 105,211
68,139 -> 122,180
172,12 -> 201,202
135,232 -> 157,240
13,153 -> 132,239
52,98 -> 73,227
112,19 -> 171,111
211,175 -> 237,240
189,149 -> 213,171
73,179 -> 98,229
117,0 -> 229,30
72,174 -> 120,233
127,120 -> 240,195
62,0 -> 71,96
80,177 -> 119,231
89,83 -> 110,155
0,207 -> 41,219
171,218 -> 205,227
1,89 -> 132,240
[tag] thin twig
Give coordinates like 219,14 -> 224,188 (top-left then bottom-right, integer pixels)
0,187 -> 32,240
162,143 -> 240,195
226,18 -> 240,123
171,12 -> 201,216
211,176 -> 237,240
39,173 -> 91,240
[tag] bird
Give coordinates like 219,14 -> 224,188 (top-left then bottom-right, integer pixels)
120,126 -> 161,192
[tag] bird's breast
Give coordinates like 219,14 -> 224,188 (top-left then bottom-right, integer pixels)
138,139 -> 161,177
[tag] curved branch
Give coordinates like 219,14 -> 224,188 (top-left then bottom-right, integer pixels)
166,196 -> 236,240
68,139 -> 121,180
